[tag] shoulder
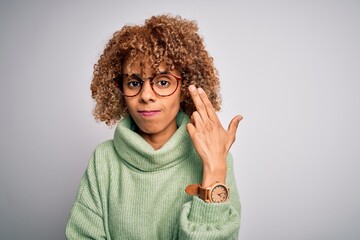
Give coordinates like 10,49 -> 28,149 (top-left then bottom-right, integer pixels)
88,139 -> 118,171
93,139 -> 115,155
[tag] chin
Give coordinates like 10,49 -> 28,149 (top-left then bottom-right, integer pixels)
137,123 -> 161,134
139,127 -> 162,136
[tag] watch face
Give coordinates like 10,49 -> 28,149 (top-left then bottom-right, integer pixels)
211,185 -> 228,203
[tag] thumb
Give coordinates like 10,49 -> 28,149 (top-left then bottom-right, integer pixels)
227,115 -> 243,138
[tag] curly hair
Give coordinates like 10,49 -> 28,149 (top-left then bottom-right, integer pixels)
91,14 -> 221,126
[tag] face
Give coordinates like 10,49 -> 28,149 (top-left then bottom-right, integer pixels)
122,56 -> 182,142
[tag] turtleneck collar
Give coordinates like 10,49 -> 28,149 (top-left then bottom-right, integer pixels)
113,111 -> 194,172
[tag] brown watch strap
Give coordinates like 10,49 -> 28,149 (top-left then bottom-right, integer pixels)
185,184 -> 209,202
198,186 -> 208,201
185,184 -> 199,195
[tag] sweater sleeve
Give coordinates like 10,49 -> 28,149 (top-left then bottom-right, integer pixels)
65,156 -> 107,240
178,153 -> 241,240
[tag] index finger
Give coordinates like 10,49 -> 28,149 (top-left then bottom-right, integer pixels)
197,87 -> 218,122
189,85 -> 208,121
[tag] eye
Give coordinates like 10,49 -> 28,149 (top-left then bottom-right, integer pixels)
127,80 -> 142,89
154,76 -> 172,88
124,75 -> 143,89
158,80 -> 170,87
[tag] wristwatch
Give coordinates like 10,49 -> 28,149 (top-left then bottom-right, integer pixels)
185,181 -> 230,203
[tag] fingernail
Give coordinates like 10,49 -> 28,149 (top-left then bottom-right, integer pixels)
189,85 -> 196,91
198,88 -> 204,94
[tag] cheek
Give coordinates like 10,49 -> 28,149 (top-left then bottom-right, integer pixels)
172,90 -> 182,106
169,96 -> 181,109
124,98 -> 136,113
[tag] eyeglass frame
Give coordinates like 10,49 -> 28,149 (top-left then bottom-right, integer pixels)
114,71 -> 182,97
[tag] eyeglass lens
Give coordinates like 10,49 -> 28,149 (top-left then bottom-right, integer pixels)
120,73 -> 180,97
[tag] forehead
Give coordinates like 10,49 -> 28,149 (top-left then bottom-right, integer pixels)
122,55 -> 172,75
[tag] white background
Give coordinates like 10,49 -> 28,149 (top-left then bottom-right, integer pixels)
0,0 -> 359,239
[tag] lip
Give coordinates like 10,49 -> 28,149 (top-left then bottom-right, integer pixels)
137,110 -> 161,117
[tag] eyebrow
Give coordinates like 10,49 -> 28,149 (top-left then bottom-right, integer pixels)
124,71 -> 172,78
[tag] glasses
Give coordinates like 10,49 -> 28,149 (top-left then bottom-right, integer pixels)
114,72 -> 181,97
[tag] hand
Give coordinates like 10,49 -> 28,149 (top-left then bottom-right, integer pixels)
186,85 -> 243,187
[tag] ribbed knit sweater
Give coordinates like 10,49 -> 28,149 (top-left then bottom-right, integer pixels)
66,111 -> 241,239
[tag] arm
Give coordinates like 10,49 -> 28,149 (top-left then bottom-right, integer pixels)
178,153 -> 241,240
186,85 -> 243,187
178,85 -> 242,239
65,156 -> 107,240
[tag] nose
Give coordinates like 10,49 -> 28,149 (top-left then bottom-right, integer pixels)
139,79 -> 156,102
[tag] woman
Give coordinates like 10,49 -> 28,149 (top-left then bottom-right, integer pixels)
66,14 -> 243,240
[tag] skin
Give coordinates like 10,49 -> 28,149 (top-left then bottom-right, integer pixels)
123,56 -> 243,188
123,57 -> 182,150
187,85 -> 243,187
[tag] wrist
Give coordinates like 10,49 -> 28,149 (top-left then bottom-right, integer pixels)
201,163 -> 227,187
185,181 -> 230,203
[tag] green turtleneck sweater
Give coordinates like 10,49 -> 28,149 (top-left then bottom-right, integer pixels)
66,112 -> 241,239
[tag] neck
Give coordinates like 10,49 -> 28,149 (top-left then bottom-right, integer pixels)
137,123 -> 177,150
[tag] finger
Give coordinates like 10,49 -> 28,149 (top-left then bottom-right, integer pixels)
186,122 -> 196,138
190,113 -> 195,125
197,87 -> 218,122
227,115 -> 243,140
189,85 -> 208,121
191,111 -> 203,128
